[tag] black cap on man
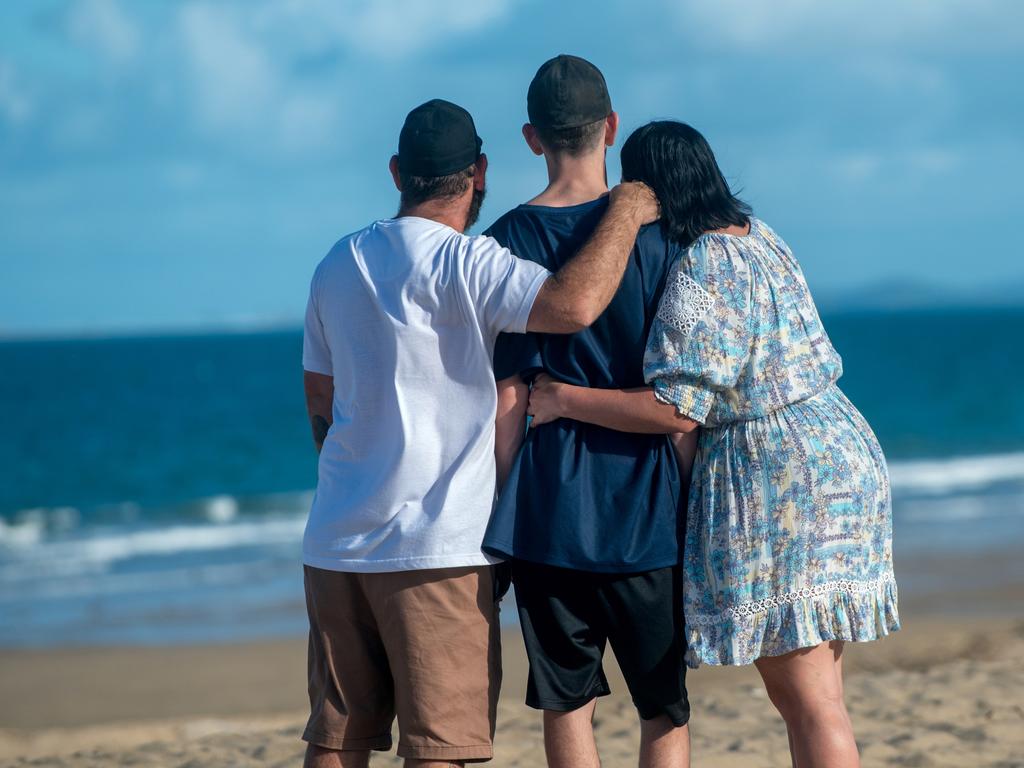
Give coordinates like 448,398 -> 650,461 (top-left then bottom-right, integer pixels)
398,99 -> 482,177
394,99 -> 486,228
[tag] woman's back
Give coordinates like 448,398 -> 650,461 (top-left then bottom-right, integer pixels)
643,216 -> 897,668
644,218 -> 843,426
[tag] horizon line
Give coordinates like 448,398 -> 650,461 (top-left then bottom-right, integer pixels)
2,300 -> 1023,343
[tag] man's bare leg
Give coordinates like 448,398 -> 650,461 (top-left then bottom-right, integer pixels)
304,746 -> 472,768
304,745 -> 370,768
544,699 -> 601,768
639,716 -> 690,768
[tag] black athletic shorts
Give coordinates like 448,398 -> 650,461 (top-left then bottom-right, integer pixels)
511,561 -> 689,726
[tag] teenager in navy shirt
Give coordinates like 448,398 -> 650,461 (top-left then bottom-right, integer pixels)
485,56 -> 697,768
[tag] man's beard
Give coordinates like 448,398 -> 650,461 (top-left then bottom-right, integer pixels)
465,186 -> 486,230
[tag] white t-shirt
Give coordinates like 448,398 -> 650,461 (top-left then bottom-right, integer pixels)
302,216 -> 550,572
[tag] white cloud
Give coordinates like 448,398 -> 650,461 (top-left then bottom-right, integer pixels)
832,151 -> 883,183
67,0 -> 140,62
909,148 -> 960,175
161,161 -> 206,190
278,93 -> 340,153
253,0 -> 515,59
674,0 -> 1024,52
0,60 -> 32,125
846,57 -> 950,99
829,146 -> 962,183
178,4 -> 279,133
173,0 -> 516,153
177,3 -> 345,154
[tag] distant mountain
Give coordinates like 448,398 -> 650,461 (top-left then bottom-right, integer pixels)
817,277 -> 1024,312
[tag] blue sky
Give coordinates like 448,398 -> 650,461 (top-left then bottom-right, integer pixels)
0,0 -> 1022,334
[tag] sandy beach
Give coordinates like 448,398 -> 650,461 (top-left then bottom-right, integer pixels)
3,587 -> 1023,768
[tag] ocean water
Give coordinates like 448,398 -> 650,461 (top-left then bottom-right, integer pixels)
1,309 -> 1023,647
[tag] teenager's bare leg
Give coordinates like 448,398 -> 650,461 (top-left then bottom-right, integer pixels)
639,716 -> 690,768
544,699 -> 601,768
755,641 -> 859,768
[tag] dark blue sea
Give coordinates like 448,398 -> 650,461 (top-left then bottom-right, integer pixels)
2,309 -> 1023,647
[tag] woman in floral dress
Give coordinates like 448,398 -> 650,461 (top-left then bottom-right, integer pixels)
525,121 -> 899,767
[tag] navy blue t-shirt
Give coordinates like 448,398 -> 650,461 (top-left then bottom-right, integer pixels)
482,197 -> 683,573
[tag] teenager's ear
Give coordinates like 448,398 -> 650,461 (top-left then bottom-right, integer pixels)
605,112 -> 619,148
474,153 -> 488,191
522,123 -> 545,156
389,155 -> 402,191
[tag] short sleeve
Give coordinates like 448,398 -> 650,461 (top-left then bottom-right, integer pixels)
493,332 -> 543,381
460,236 -> 551,336
302,267 -> 333,375
643,238 -> 753,423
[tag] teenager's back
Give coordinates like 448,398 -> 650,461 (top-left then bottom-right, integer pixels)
483,197 -> 683,571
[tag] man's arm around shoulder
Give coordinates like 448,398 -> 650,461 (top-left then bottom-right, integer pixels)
526,182 -> 658,334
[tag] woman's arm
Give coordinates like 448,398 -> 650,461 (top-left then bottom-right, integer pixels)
527,373 -> 699,434
495,374 -> 530,492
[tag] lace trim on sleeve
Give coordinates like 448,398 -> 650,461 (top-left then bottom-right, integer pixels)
656,270 -> 716,338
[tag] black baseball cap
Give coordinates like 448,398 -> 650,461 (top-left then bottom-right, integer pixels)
397,99 -> 483,177
527,54 -> 611,131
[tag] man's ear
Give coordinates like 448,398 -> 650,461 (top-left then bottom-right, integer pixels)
474,153 -> 488,191
522,123 -> 545,156
389,155 -> 402,191
605,112 -> 620,148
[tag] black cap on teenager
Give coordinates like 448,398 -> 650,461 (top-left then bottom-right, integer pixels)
527,54 -> 611,130
397,99 -> 483,177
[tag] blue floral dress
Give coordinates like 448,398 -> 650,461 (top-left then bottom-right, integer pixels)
644,218 -> 899,667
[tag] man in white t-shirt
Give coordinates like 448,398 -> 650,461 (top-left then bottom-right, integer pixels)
300,98 -> 657,768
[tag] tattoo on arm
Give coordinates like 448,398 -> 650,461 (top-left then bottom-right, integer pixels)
312,414 -> 330,451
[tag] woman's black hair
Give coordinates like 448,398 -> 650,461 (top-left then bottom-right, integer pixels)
620,120 -> 751,248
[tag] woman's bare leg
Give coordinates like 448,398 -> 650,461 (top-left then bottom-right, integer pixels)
786,727 -> 798,768
833,642 -> 854,740
755,641 -> 859,768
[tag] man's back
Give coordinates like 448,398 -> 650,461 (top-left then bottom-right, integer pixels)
483,198 -> 683,572
302,216 -> 548,572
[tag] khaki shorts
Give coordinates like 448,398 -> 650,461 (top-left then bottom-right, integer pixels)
302,564 -> 502,762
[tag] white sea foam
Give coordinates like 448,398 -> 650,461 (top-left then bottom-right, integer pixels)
2,453 -> 1022,583
898,495 -> 1011,523
0,559 -> 288,602
0,515 -> 46,547
205,494 -> 239,524
0,491 -> 311,549
888,452 -> 1024,496
0,488 -> 313,590
9,513 -> 302,560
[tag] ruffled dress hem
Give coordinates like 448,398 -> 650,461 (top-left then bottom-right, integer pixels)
684,574 -> 900,668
